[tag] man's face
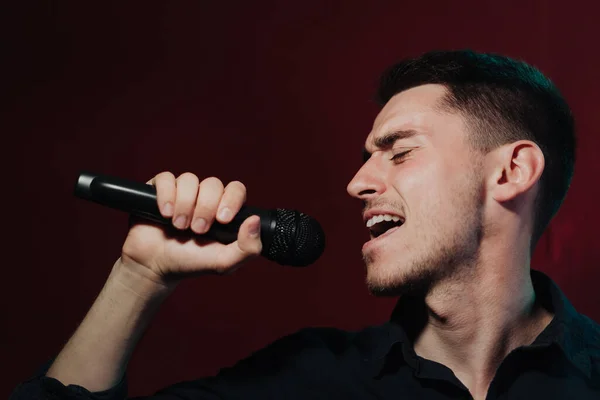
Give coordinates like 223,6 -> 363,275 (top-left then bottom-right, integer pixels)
347,84 -> 486,296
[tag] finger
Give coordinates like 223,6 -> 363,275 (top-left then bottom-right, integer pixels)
216,181 -> 247,224
190,177 -> 225,234
149,171 -> 176,217
213,215 -> 262,274
172,172 -> 200,230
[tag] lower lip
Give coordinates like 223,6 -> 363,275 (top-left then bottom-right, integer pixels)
362,224 -> 403,252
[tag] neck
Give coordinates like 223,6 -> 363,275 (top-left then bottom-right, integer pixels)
408,241 -> 554,399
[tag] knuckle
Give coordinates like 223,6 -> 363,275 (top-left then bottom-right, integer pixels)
201,176 -> 224,190
238,240 -> 260,257
197,179 -> 224,208
156,171 -> 176,182
247,244 -> 261,257
197,181 -> 224,204
224,181 -> 247,206
227,180 -> 246,193
177,172 -> 199,184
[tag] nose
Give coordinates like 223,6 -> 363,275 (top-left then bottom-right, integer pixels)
346,154 -> 386,201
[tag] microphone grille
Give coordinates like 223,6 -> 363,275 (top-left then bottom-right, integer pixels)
267,209 -> 326,267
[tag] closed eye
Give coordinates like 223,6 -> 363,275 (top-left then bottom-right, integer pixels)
390,150 -> 412,162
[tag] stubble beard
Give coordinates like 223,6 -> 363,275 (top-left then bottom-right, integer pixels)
364,172 -> 485,298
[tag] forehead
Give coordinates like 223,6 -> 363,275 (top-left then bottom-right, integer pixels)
366,84 -> 459,149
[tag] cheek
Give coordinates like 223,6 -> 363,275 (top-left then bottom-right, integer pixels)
398,157 -> 447,205
397,158 -> 466,229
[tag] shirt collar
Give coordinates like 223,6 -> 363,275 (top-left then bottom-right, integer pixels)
528,269 -> 598,379
365,269 -> 599,379
362,296 -> 427,377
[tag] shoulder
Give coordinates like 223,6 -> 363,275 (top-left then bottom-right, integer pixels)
254,324 -> 381,359
157,326 -> 390,399
284,324 -> 390,353
575,312 -> 600,380
218,324 -> 386,376
577,313 -> 600,353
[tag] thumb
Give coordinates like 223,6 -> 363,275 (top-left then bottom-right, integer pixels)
235,215 -> 263,256
213,215 -> 263,273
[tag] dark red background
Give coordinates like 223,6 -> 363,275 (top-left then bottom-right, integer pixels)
3,1 -> 600,397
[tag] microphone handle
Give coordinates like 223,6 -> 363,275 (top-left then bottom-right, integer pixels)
74,171 -> 277,250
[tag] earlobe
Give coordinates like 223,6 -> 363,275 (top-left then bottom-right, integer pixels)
491,141 -> 545,203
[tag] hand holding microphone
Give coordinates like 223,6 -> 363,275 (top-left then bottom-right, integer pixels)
74,171 -> 325,284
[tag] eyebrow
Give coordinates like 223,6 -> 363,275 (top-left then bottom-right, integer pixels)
362,129 -> 419,162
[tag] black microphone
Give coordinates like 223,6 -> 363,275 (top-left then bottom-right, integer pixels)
73,171 -> 325,267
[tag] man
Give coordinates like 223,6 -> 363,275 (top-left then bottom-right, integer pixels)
10,50 -> 600,399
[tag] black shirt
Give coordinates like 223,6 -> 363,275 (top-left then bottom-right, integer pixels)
10,270 -> 600,399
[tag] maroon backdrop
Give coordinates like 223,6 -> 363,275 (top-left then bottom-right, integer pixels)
3,1 -> 600,397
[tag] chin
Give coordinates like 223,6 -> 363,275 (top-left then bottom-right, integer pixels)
364,254 -> 439,298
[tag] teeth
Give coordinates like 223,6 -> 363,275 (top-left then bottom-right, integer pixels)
366,214 -> 401,228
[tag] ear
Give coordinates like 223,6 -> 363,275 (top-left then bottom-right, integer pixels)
489,140 -> 545,203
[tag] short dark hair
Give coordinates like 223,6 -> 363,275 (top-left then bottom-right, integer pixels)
376,50 -> 576,251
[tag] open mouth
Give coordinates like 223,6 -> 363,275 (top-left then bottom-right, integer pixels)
368,217 -> 404,239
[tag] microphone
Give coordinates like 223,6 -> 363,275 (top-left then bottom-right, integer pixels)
73,171 -> 325,267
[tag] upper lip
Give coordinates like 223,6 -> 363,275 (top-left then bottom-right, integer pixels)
362,208 -> 405,224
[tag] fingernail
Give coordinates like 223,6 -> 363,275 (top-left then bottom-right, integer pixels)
218,207 -> 232,222
163,202 -> 173,216
192,217 -> 207,233
249,219 -> 260,238
174,215 -> 187,229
